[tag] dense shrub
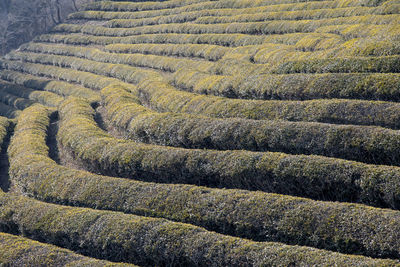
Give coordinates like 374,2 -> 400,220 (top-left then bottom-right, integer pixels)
0,80 -> 62,108
57,97 -> 400,209
0,232 -> 134,266
7,105 -> 400,259
102,84 -> 400,165
2,189 -> 398,266
21,43 -> 214,73
0,70 -> 100,104
172,68 -> 400,101
0,103 -> 20,119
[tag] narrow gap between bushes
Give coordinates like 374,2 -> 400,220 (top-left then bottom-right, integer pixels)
0,122 -> 14,192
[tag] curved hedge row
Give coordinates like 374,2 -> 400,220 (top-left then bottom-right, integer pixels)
85,0 -> 391,12
0,103 -> 20,119
55,15 -> 399,37
8,104 -> 400,259
0,60 -> 124,91
8,51 -> 400,102
136,78 -> 400,129
0,232 -> 134,266
20,43 -> 214,73
0,80 -> 62,108
192,5 -> 400,24
102,84 -> 400,165
104,43 -> 230,61
172,68 -> 400,101
4,51 -> 161,85
0,86 -> 35,110
4,56 -> 400,130
270,55 -> 400,74
36,32 -> 268,47
101,5 -> 399,29
0,70 -> 100,104
58,97 -> 400,209
2,190 -> 398,266
69,1 -> 345,21
0,117 -> 9,149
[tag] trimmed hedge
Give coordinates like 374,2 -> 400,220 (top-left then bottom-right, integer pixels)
58,97 -> 400,209
85,0 -> 390,12
192,5 -> 400,24
8,104 -> 400,258
104,43 -> 230,61
270,55 -> 400,74
21,43 -> 214,73
137,77 -> 400,130
102,84 -> 400,165
5,51 -> 161,85
4,56 -> 400,130
0,70 -> 100,104
0,79 -> 62,108
69,1 -> 344,21
0,232 -> 134,266
7,51 -> 400,102
172,68 -> 400,101
0,86 -> 35,110
0,117 -> 9,148
0,102 -> 20,119
0,60 -> 122,91
55,15 -> 399,37
35,32 -> 268,47
2,190 -> 399,266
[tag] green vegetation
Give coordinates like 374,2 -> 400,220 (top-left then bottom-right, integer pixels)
1,190 -> 399,266
0,70 -> 100,104
8,104 -> 400,259
0,232 -> 134,266
102,84 -> 400,165
57,96 -> 400,209
1,0 -> 400,264
0,116 -> 10,148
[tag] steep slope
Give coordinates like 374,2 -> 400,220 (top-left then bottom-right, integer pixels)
1,0 -> 400,266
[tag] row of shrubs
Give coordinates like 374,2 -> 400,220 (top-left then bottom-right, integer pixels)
138,78 -> 400,129
0,59 -> 132,91
21,43 -> 214,73
191,5 -> 400,24
4,52 -> 400,130
8,50 -> 400,103
104,43 -> 230,61
5,51 -> 164,85
100,4 -> 399,28
0,103 -> 20,119
36,25 -> 400,53
102,84 -> 400,165
3,189 -> 399,266
0,83 -> 35,110
269,55 -> 400,74
4,54 -> 400,130
0,117 -> 10,148
85,0 -> 391,13
106,13 -> 399,31
85,0 -> 212,12
0,70 -> 100,104
0,79 -> 63,108
55,14 -> 399,37
172,68 -> 400,101
0,232 -> 133,266
58,96 -> 400,209
8,104 -> 400,259
69,1 -> 360,21
35,32 -> 275,47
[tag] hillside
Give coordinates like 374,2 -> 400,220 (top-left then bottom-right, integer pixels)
0,0 -> 400,266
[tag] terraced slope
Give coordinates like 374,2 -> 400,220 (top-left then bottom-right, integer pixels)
1,0 -> 400,266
